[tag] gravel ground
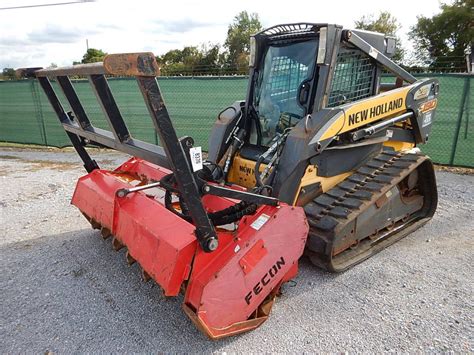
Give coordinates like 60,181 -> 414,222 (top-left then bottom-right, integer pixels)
1,147 -> 473,353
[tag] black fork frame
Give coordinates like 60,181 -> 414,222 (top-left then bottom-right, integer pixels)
22,53 -> 219,252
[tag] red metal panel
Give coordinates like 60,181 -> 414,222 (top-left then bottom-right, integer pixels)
72,164 -> 197,296
113,194 -> 197,296
239,239 -> 267,275
114,157 -> 171,180
184,205 -> 308,333
71,170 -> 123,230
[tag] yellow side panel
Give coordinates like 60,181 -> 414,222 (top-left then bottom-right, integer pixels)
321,85 -> 412,140
228,156 -> 354,205
227,154 -> 266,189
383,141 -> 415,152
293,165 -> 351,205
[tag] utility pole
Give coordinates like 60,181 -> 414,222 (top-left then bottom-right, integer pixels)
86,39 -> 89,51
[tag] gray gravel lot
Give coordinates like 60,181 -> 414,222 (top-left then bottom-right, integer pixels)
1,147 -> 473,353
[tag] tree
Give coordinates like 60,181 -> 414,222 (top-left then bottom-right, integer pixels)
2,68 -> 16,80
409,0 -> 473,71
157,44 -> 225,75
159,49 -> 184,66
198,43 -> 221,67
157,46 -> 201,74
224,11 -> 262,70
181,46 -> 202,70
81,48 -> 107,64
354,11 -> 405,63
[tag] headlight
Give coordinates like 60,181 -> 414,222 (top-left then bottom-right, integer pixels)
249,36 -> 257,67
317,27 -> 327,64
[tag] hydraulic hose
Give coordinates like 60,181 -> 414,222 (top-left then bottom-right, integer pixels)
161,173 -> 257,226
254,132 -> 288,187
223,128 -> 246,180
254,155 -> 266,187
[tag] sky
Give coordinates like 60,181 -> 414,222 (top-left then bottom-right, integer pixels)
0,0 -> 444,69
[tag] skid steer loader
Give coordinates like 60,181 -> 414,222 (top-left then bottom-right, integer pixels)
18,23 -> 439,339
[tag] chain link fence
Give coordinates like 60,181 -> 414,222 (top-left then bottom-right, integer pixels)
0,73 -> 472,167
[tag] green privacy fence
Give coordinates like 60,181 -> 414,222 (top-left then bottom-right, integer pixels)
0,74 -> 472,167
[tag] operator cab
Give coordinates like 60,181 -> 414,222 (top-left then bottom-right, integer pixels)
207,23 -> 392,190
246,24 -> 321,147
250,38 -> 318,146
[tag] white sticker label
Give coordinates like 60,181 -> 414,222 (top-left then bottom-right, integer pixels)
422,112 -> 432,127
369,46 -> 378,59
189,146 -> 203,172
386,129 -> 393,138
250,214 -> 270,231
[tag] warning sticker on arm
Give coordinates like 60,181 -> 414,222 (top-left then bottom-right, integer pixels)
189,146 -> 203,172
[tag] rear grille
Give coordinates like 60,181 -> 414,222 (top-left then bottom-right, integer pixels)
327,50 -> 376,107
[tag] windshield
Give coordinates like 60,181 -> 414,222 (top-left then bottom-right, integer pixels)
253,39 -> 318,145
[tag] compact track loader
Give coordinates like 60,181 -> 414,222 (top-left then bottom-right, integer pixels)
19,23 -> 439,339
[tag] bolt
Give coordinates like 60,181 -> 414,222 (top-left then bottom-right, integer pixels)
116,189 -> 127,198
203,185 -> 211,193
207,238 -> 218,251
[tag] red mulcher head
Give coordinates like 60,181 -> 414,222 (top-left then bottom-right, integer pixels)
21,54 -> 309,339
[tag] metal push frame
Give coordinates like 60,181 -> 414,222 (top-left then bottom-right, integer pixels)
20,53 -> 225,252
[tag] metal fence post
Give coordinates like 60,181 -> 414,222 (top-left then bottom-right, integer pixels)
30,79 -> 48,146
449,75 -> 470,165
464,77 -> 471,139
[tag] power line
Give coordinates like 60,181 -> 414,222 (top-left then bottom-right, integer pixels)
0,0 -> 94,10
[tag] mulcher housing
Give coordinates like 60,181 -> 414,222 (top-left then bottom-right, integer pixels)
19,52 -> 308,339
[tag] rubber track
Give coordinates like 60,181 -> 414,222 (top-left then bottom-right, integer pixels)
304,150 -> 428,269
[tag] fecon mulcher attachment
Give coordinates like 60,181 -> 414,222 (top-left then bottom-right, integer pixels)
19,53 -> 309,339
21,23 -> 440,339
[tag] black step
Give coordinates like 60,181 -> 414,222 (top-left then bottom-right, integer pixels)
380,167 -> 404,176
339,180 -> 359,192
361,181 -> 385,192
314,194 -> 336,207
392,160 -> 413,168
373,174 -> 396,184
327,206 -> 351,218
314,215 -> 339,231
304,202 -> 326,218
356,166 -> 377,177
326,188 -> 348,199
351,190 -> 372,200
381,150 -> 399,156
374,154 -> 395,162
366,160 -> 387,169
348,174 -> 367,184
337,198 -> 364,209
401,153 -> 420,162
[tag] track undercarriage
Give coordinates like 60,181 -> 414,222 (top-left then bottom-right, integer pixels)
304,149 -> 438,272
